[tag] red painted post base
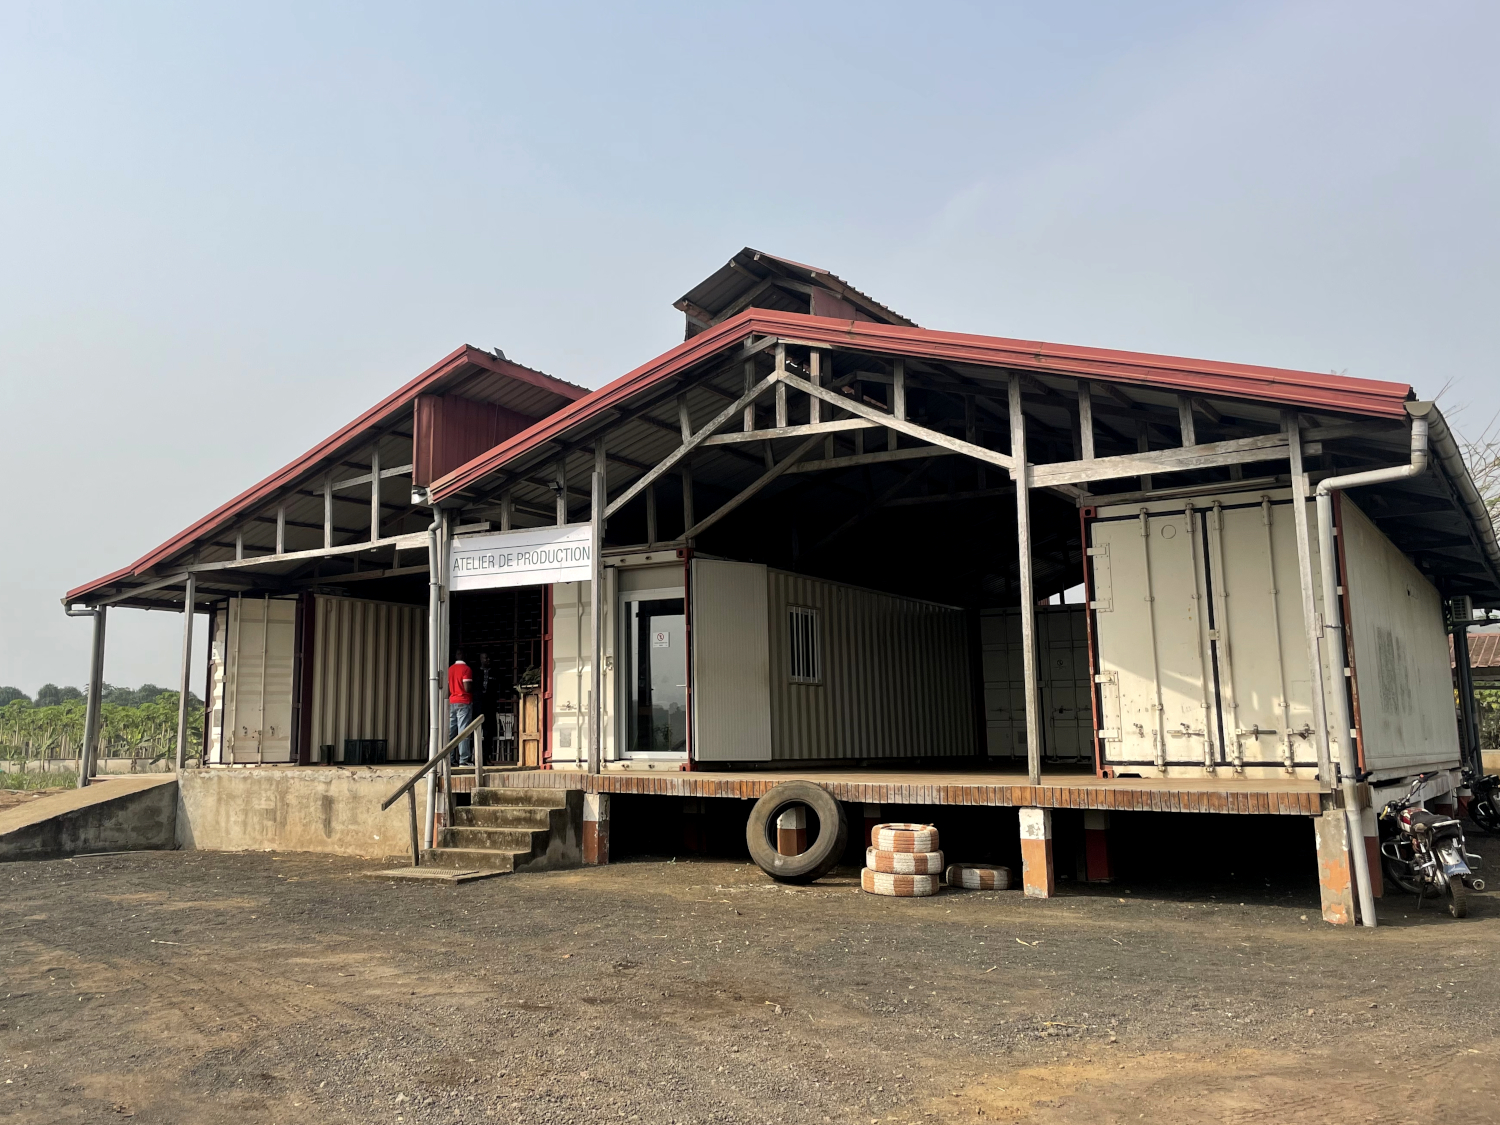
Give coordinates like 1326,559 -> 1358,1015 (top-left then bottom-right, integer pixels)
862,803 -> 881,848
1083,809 -> 1112,883
777,805 -> 808,856
1020,807 -> 1054,898
583,792 -> 610,865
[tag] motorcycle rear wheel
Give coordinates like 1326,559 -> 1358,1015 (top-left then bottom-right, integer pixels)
1449,877 -> 1469,918
1382,854 -> 1426,896
1469,796 -> 1500,837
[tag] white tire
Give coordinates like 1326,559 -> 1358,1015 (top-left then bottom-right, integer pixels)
871,823 -> 939,853
945,863 -> 1012,890
866,847 -> 944,875
861,868 -> 940,897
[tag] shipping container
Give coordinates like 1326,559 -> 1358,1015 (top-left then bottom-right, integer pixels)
1086,487 -> 1460,780
307,594 -> 427,763
982,605 -> 1092,764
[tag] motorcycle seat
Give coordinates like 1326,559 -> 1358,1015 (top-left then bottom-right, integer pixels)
1405,808 -> 1460,831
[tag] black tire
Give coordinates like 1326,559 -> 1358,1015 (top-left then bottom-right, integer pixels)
1449,877 -> 1469,919
1470,796 -> 1500,837
1382,853 -> 1425,896
746,782 -> 848,884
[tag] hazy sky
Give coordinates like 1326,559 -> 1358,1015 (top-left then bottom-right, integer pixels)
1,1 -> 1496,695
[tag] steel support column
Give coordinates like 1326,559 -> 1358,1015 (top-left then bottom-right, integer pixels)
174,574 -> 197,771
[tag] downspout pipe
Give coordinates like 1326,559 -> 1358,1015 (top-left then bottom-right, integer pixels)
422,494 -> 443,853
1314,408 -> 1429,928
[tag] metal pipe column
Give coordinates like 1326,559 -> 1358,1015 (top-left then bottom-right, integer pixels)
1452,604 -> 1481,778
1314,410 -> 1429,928
423,505 -> 443,851
79,607 -> 107,787
1009,376 -> 1041,786
589,469 -> 604,775
174,574 -> 197,771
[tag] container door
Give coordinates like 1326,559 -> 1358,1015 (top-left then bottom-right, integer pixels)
621,590 -> 689,759
1089,508 -> 1216,773
223,597 -> 297,764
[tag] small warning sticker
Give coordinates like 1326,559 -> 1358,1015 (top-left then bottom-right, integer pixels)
652,630 -> 670,649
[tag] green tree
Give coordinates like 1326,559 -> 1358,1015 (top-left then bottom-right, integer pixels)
0,687 -> 27,706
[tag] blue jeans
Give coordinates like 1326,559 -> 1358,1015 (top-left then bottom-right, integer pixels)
449,702 -> 474,766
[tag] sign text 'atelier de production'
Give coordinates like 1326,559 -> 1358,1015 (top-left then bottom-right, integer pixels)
449,524 -> 592,591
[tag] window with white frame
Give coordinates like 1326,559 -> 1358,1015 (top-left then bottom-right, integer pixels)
788,605 -> 821,684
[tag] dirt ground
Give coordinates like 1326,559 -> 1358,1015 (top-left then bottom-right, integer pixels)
4,836 -> 1500,1125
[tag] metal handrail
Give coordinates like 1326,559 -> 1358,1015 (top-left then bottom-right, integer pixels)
380,714 -> 485,867
380,714 -> 485,812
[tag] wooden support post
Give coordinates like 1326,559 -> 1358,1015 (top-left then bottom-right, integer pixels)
678,394 -> 692,443
774,343 -> 788,428
174,574 -> 197,771
324,475 -> 333,549
1020,807 -> 1054,898
1177,396 -> 1197,447
1137,424 -> 1152,493
743,360 -> 756,432
589,469 -> 604,776
584,791 -> 611,864
78,607 -> 107,788
370,443 -> 381,542
500,489 -> 512,532
1010,376 -> 1041,786
235,528 -> 244,560
556,460 -> 567,526
681,463 -> 694,540
893,358 -> 906,421
1285,412 -> 1332,783
276,505 -> 286,555
809,351 -> 822,425
646,484 -> 657,546
1314,810 -> 1357,925
1079,383 -> 1095,461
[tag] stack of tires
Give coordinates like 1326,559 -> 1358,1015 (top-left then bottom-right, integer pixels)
862,822 -> 942,897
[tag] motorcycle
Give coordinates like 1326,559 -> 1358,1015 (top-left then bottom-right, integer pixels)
1464,770 -> 1500,837
1378,773 -> 1484,918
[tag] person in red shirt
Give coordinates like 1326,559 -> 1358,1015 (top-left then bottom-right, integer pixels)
447,651 -> 475,767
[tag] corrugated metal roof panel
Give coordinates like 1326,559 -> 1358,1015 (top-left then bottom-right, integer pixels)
433,308 -> 1416,503
66,346 -> 587,604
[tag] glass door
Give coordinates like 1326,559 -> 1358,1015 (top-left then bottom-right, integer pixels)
621,594 -> 688,758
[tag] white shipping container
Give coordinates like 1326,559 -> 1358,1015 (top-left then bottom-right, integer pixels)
1088,487 -> 1460,781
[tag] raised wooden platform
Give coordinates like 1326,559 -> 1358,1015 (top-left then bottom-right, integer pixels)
452,767 -> 1325,816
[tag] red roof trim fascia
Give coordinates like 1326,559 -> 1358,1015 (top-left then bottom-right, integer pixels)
66,345 -> 588,604
431,311 -> 1413,501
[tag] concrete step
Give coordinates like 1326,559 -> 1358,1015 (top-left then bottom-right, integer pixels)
456,805 -> 554,830
472,787 -> 570,809
420,846 -> 521,872
440,825 -> 541,851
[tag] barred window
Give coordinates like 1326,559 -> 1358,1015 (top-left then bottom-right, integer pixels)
788,605 -> 821,684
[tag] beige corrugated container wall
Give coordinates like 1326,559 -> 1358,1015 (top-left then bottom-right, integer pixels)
309,594 -> 427,762
765,570 -> 975,760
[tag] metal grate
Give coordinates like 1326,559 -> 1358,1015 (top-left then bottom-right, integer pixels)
788,605 -> 821,684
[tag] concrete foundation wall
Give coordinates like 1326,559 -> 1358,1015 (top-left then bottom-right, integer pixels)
177,767 -> 418,859
0,777 -> 179,861
1,757 -> 183,776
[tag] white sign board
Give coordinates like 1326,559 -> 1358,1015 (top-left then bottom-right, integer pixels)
450,524 -> 593,591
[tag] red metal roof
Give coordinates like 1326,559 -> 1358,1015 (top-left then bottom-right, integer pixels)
432,309 -> 1414,501
1456,632 -> 1500,671
66,346 -> 588,604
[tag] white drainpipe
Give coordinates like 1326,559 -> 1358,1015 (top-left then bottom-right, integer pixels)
1314,410 -> 1429,928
